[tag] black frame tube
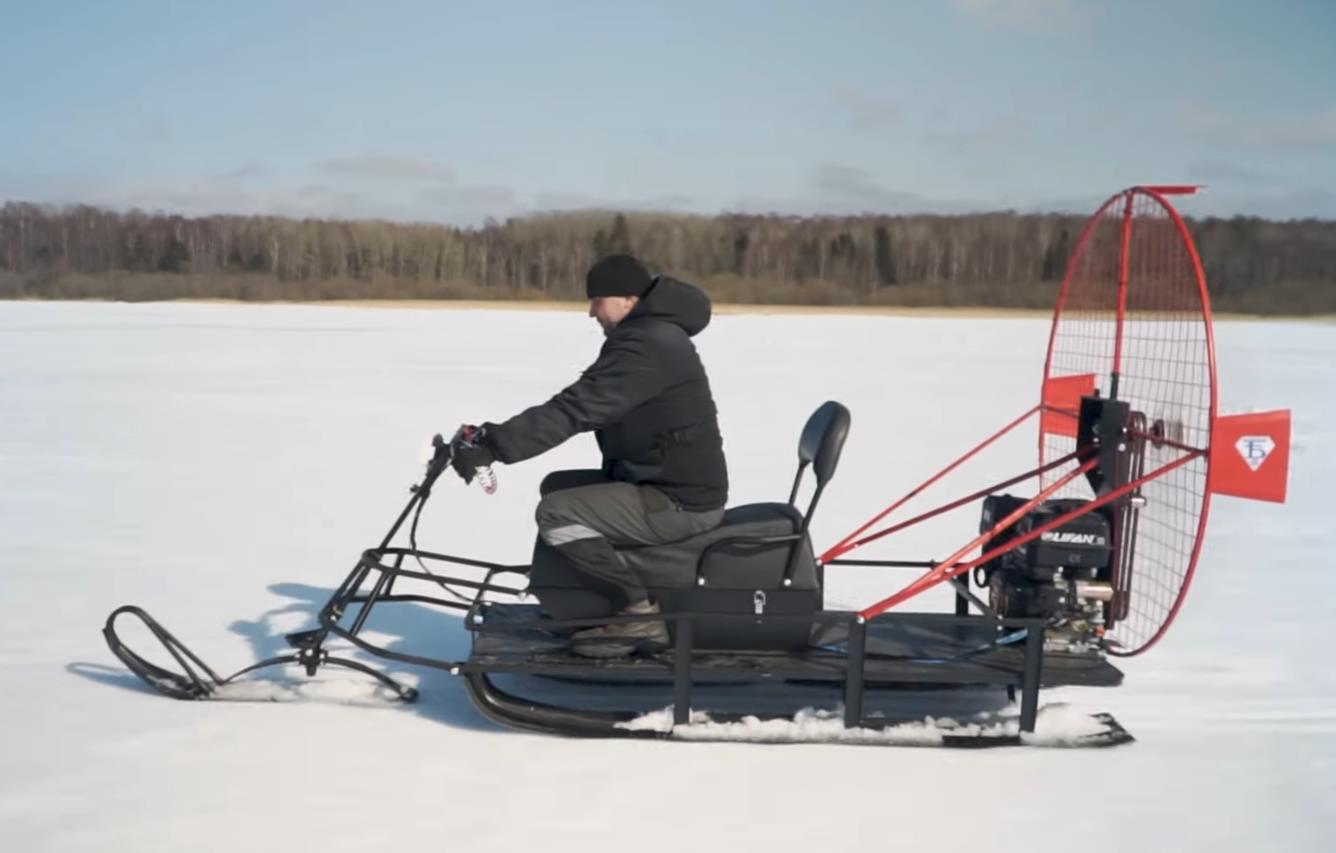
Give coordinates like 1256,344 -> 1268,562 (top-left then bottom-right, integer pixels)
843,618 -> 867,728
1021,624 -> 1045,732
107,436 -> 1106,741
673,619 -> 693,726
316,540 -> 1066,738
298,438 -> 1061,736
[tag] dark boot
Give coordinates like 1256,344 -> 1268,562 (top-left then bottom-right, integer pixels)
570,599 -> 669,658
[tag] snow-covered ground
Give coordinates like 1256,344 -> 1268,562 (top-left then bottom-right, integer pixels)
2,301 -> 1331,851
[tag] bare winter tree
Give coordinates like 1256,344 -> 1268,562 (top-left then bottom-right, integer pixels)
0,201 -> 1331,313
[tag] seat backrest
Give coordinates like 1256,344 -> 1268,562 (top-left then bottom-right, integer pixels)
798,401 -> 851,487
789,401 -> 851,527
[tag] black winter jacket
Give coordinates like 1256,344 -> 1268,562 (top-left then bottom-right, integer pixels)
483,276 -> 728,511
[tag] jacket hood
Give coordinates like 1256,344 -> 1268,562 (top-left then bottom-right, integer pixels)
625,276 -> 711,337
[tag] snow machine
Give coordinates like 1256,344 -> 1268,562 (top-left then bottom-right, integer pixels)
104,185 -> 1292,747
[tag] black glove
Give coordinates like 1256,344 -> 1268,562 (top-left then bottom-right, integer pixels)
450,424 -> 496,484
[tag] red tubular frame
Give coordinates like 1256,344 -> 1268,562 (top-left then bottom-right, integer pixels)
857,457 -> 1099,618
825,184 -> 1218,657
820,405 -> 1039,564
1106,186 -> 1218,656
1038,191 -> 1122,467
833,450 -> 1081,555
857,450 -> 1203,620
1141,185 -> 1202,196
1112,193 -> 1134,380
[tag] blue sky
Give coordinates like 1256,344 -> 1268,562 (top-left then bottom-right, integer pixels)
1,0 -> 1333,224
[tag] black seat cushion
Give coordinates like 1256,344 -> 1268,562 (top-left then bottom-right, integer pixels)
617,501 -> 816,590
526,501 -> 822,647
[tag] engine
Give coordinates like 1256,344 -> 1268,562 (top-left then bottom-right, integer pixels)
976,495 -> 1115,654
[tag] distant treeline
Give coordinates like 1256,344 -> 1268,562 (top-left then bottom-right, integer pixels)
1,201 -> 1333,313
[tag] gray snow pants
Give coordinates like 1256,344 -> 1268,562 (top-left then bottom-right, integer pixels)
535,469 -> 724,610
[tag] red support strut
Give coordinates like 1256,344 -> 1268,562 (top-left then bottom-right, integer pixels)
820,405 -> 1039,564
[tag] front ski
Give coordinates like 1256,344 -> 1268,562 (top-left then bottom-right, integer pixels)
103,605 -> 417,703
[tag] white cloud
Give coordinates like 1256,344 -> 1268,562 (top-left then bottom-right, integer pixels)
732,164 -> 981,216
4,153 -> 1331,227
532,191 -> 695,213
1186,159 -> 1272,186
316,155 -> 456,181
1268,107 -> 1336,147
1187,187 -> 1336,221
832,88 -> 901,132
87,179 -> 372,220
1177,101 -> 1336,149
217,161 -> 270,181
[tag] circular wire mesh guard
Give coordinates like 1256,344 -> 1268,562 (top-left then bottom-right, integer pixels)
1040,188 -> 1216,656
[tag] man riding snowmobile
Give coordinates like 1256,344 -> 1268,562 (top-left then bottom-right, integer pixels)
450,253 -> 729,657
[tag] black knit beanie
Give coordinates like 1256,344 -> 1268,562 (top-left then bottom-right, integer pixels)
585,254 -> 652,299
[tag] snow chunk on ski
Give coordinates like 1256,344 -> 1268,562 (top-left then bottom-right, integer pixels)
617,702 -> 1129,747
211,677 -> 409,705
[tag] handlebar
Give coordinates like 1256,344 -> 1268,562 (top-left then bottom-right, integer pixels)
423,429 -> 498,495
